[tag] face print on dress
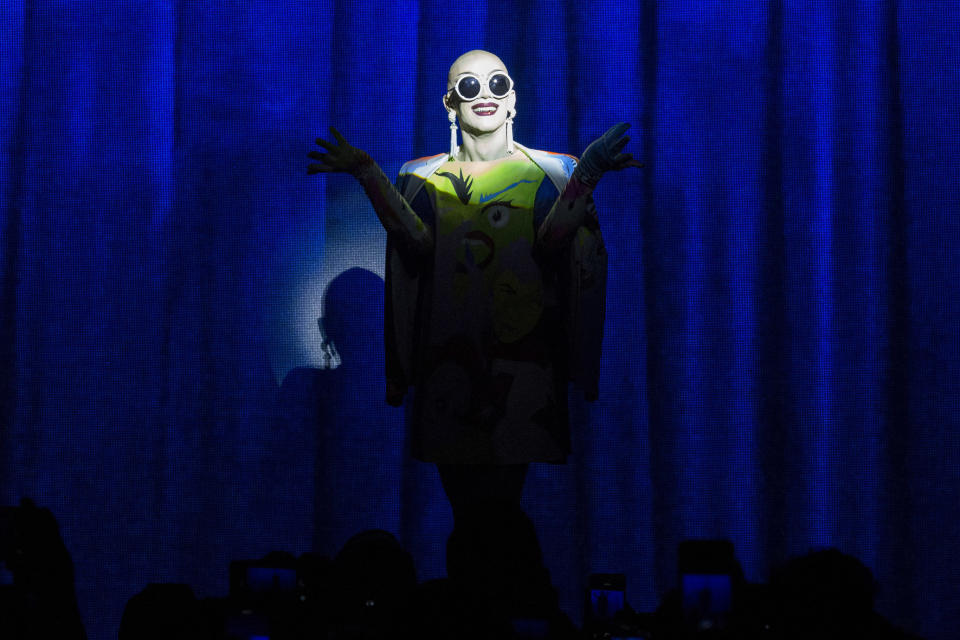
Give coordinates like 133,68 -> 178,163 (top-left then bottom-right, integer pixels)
436,168 -> 474,205
428,158 -> 546,344
460,199 -> 521,270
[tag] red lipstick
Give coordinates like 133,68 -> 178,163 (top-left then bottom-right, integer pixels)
471,103 -> 499,116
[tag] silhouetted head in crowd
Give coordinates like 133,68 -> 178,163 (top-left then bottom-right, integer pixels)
770,548 -> 877,637
332,529 -> 416,627
0,498 -> 86,639
119,583 -> 203,640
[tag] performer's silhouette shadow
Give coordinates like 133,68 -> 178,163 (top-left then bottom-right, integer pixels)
278,268 -> 404,552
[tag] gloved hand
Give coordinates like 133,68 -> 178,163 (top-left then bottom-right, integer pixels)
308,127 -> 373,177
573,122 -> 643,188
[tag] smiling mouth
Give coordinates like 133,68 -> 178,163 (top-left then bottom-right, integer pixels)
464,230 -> 494,269
471,103 -> 498,116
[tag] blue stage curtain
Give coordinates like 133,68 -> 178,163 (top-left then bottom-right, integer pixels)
2,2 -> 958,638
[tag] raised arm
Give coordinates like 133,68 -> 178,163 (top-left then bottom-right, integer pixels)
535,123 -> 642,253
309,127 -> 432,258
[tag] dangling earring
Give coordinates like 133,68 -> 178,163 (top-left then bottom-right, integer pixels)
448,109 -> 459,159
505,108 -> 515,154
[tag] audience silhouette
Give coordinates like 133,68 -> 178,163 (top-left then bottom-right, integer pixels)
769,548 -> 922,640
0,498 -> 87,639
2,498 -> 928,639
119,583 -> 204,640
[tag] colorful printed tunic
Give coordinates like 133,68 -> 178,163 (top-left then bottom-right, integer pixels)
386,145 -> 606,464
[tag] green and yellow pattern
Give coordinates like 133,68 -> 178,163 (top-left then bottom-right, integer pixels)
426,156 -> 546,344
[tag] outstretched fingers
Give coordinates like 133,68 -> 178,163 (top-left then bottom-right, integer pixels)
610,135 -> 630,155
307,162 -> 337,174
606,123 -> 642,170
606,122 -> 631,140
613,153 -> 644,170
329,126 -> 349,146
308,145 -> 333,174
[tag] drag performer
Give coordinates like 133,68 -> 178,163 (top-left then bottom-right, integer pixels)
308,50 -> 640,521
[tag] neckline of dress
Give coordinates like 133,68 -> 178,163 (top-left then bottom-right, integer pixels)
447,152 -> 531,166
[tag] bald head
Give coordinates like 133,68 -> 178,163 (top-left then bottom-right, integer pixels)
444,49 -> 517,159
447,50 -> 510,91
